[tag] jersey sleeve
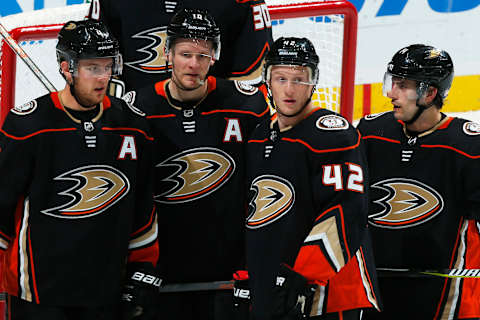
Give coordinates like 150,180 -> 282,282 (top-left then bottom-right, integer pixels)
0,115 -> 35,252
292,129 -> 381,313
223,0 -> 273,83
126,125 -> 159,266
293,128 -> 369,283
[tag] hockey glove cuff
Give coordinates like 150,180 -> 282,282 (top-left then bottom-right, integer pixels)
273,263 -> 316,320
121,262 -> 162,320
233,270 -> 251,319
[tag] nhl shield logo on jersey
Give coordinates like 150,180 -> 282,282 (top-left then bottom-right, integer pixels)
316,115 -> 349,131
246,175 -> 295,229
11,100 -> 37,116
234,81 -> 258,95
155,147 -> 236,203
41,165 -> 130,219
463,121 -> 480,135
368,178 -> 444,229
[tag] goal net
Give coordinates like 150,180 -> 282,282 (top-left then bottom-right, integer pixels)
0,1 -> 357,124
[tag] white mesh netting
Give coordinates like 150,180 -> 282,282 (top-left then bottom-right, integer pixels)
1,1 -> 349,115
267,0 -> 346,114
0,4 -> 89,109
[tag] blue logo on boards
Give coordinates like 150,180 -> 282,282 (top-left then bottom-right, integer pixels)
1,0 -> 85,17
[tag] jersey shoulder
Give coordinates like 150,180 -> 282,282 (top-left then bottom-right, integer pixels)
121,81 -> 169,116
356,111 -> 395,135
212,78 -> 269,114
440,116 -> 480,154
1,93 -> 59,137
297,109 -> 359,151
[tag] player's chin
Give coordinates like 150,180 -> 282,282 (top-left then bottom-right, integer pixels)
278,105 -> 301,117
88,92 -> 106,104
392,109 -> 407,121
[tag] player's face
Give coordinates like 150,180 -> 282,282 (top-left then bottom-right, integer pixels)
269,65 -> 314,117
169,39 -> 214,90
387,77 -> 420,121
73,57 -> 113,106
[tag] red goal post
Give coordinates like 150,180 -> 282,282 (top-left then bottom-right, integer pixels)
0,1 -> 358,125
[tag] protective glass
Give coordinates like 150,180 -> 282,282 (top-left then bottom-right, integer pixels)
166,38 -> 220,61
382,72 -> 426,100
267,65 -> 317,86
177,52 -> 213,65
74,54 -> 123,78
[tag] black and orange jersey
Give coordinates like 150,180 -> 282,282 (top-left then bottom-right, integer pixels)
88,0 -> 273,93
125,76 -> 269,283
245,108 -> 380,318
0,93 -> 158,306
357,111 -> 480,319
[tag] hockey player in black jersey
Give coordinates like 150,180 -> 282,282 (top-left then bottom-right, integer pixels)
358,44 -> 480,319
88,0 -> 273,95
0,20 -> 159,320
122,9 -> 270,320
244,37 -> 381,320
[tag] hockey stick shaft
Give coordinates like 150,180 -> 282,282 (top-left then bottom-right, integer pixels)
158,280 -> 234,293
377,268 -> 480,279
0,22 -> 57,93
157,268 -> 480,294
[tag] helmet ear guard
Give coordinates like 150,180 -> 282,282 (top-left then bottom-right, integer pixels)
165,8 -> 221,61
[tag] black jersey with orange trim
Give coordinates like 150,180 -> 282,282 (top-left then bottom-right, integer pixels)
125,76 -> 269,283
88,0 -> 272,93
357,111 -> 480,319
0,93 -> 158,306
245,108 -> 380,319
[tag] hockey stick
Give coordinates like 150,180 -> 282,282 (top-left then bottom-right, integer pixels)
377,268 -> 480,279
0,22 -> 57,93
157,268 -> 480,294
158,280 -> 234,293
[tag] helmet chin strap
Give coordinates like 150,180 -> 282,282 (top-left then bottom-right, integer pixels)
405,100 -> 434,125
404,92 -> 435,125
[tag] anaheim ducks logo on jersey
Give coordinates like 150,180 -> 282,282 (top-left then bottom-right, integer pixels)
155,147 -> 236,203
41,165 -> 130,219
246,175 -> 295,229
125,26 -> 170,73
369,178 -> 444,229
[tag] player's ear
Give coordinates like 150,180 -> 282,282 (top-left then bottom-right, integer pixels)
210,59 -> 215,66
60,61 -> 73,82
425,86 -> 438,104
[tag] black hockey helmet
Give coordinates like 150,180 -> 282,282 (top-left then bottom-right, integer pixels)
263,37 -> 319,85
56,19 -> 122,77
384,44 -> 454,99
165,8 -> 221,60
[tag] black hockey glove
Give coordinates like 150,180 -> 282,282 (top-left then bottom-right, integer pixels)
121,262 -> 162,320
233,270 -> 251,319
272,264 -> 316,320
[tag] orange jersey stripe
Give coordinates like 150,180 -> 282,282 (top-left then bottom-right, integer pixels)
230,42 -> 270,75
